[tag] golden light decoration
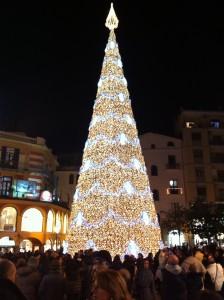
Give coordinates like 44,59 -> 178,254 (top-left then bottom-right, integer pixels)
67,3 -> 161,257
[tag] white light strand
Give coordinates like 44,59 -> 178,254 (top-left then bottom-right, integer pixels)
98,74 -> 128,87
80,156 -> 146,174
71,209 -> 159,229
74,182 -> 153,202
84,134 -> 140,150
90,113 -> 135,128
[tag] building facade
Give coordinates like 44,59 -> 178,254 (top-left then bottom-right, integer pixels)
177,110 -> 224,205
140,132 -> 186,244
0,131 -> 70,252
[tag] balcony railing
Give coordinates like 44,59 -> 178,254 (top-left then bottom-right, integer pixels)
166,188 -> 183,195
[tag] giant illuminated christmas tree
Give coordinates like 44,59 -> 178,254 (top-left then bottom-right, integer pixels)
68,3 -> 161,257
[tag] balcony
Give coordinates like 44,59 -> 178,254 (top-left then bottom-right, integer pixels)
166,188 -> 183,195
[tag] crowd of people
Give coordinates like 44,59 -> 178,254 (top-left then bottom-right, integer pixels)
0,244 -> 224,300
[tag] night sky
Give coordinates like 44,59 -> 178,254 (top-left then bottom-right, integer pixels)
0,1 -> 223,155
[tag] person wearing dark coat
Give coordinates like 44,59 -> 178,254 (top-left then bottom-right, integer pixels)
38,258 -> 66,300
135,258 -> 156,300
16,256 -> 41,300
0,258 -> 27,300
185,263 -> 203,300
161,254 -> 187,300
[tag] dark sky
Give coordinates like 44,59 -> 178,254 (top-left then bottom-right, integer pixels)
0,1 -> 223,155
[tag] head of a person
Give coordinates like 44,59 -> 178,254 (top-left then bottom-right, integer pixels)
27,256 -> 39,270
0,258 -> 17,282
94,269 -> 131,300
194,251 -> 204,262
167,254 -> 179,266
143,259 -> 150,269
207,254 -> 215,264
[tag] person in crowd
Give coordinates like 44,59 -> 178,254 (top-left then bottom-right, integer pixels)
185,263 -> 203,300
205,254 -> 224,295
135,258 -> 156,300
38,258 -> 66,300
65,258 -> 82,300
0,258 -> 27,300
181,250 -> 207,275
161,254 -> 187,300
93,269 -> 132,300
16,256 -> 41,300
111,254 -> 123,270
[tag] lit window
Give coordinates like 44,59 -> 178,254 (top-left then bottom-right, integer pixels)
63,214 -> 68,233
0,207 -> 17,231
169,180 -> 178,188
21,208 -> 43,232
186,122 -> 196,128
210,120 -> 220,129
55,212 -> 61,233
47,210 -> 54,232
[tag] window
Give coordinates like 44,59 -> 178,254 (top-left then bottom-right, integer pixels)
210,135 -> 223,145
192,132 -> 201,145
167,141 -> 175,147
0,147 -> 20,168
193,149 -> 203,163
0,207 -> 17,232
217,170 -> 224,182
210,152 -> 224,163
151,144 -> 156,149
167,155 -> 177,168
152,189 -> 159,201
63,214 -> 68,234
55,212 -> 61,233
0,177 -> 12,197
157,213 -> 160,224
46,210 -> 54,232
21,208 -> 43,232
168,180 -> 179,194
218,189 -> 224,201
169,180 -> 178,188
210,120 -> 220,129
197,186 -> 206,202
151,165 -> 158,176
195,168 -> 205,181
186,122 -> 196,128
69,174 -> 74,185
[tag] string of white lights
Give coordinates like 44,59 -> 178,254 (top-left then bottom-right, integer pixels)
74,181 -> 153,201
90,113 -> 135,128
80,156 -> 146,173
84,134 -> 140,150
71,209 -> 159,229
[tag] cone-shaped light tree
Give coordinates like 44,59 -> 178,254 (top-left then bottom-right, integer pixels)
68,3 -> 161,257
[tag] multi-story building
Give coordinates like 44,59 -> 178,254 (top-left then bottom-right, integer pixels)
56,153 -> 81,208
177,110 -> 224,205
140,132 -> 186,244
0,131 -> 70,252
